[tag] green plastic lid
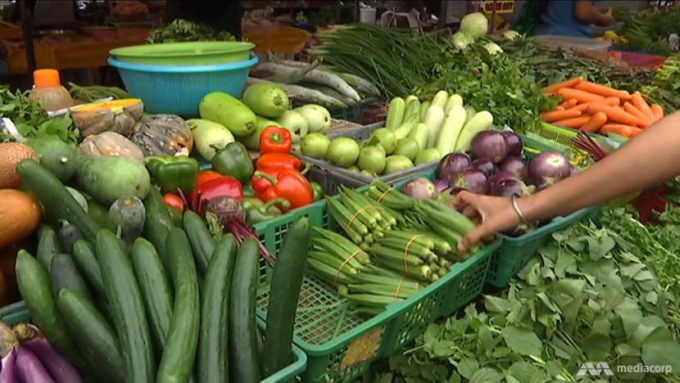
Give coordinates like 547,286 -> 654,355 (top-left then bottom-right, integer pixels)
109,41 -> 255,66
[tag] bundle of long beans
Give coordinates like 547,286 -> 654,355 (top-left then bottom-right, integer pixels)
306,181 -> 480,314
309,25 -> 444,99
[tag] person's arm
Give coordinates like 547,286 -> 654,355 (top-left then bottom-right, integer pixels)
574,0 -> 615,26
455,111 -> 680,252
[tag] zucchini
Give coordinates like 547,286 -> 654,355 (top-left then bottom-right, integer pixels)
15,251 -> 83,366
385,97 -> 405,130
72,240 -> 105,299
57,223 -> 84,254
430,90 -> 449,109
157,228 -> 200,383
183,210 -> 216,275
263,218 -> 311,377
423,105 -> 446,149
444,94 -> 464,114
36,225 -> 61,272
143,187 -> 175,274
435,104 -> 467,156
419,100 -> 431,121
57,289 -> 126,383
96,229 -> 155,383
15,160 -> 98,242
131,238 -> 173,355
49,253 -> 93,302
199,235 -> 237,383
229,238 -> 261,383
453,111 -> 494,152
409,123 -> 429,151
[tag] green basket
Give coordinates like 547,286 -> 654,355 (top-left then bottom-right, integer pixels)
329,97 -> 380,123
253,194 -> 498,383
0,302 -> 307,383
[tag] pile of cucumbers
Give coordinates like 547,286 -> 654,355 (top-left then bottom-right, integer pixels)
14,159 -> 311,383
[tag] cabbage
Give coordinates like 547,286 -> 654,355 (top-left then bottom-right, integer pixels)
484,42 -> 504,55
502,30 -> 522,41
459,12 -> 489,39
450,31 -> 474,50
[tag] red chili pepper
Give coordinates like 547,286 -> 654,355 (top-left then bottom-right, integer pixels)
259,126 -> 292,154
190,176 -> 243,213
251,169 -> 313,210
255,152 -> 302,171
162,193 -> 185,211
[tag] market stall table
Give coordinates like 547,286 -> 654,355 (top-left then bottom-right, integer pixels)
2,28 -> 150,74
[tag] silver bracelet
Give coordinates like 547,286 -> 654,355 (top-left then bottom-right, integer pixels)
511,195 -> 529,225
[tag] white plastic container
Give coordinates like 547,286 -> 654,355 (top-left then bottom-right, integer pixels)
359,7 -> 377,24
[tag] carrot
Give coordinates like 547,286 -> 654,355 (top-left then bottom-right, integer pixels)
543,76 -> 583,94
574,81 -> 632,100
586,103 -> 646,127
622,102 -> 651,128
556,106 -> 565,111
571,98 -> 620,112
650,104 -> 664,121
604,96 -> 621,106
581,112 -> 608,133
600,124 -> 643,138
541,108 -> 582,123
559,99 -> 579,109
552,116 -> 591,129
631,91 -> 654,120
557,88 -> 605,104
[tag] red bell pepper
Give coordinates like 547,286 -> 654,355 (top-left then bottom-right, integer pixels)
255,152 -> 302,171
251,169 -> 313,210
259,126 -> 292,154
190,175 -> 243,214
195,170 -> 223,188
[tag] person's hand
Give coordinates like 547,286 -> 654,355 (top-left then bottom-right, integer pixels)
452,191 -> 521,253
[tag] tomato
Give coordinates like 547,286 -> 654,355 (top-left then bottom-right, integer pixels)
162,193 -> 184,211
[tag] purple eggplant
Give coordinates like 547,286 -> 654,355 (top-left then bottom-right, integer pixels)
433,179 -> 449,193
400,178 -> 437,200
488,171 -> 519,186
470,131 -> 509,164
498,156 -> 527,179
449,168 -> 489,195
15,347 -> 55,383
491,179 -> 534,198
527,151 -> 572,186
501,131 -> 524,156
437,153 -> 471,180
471,158 -> 496,177
14,324 -> 82,383
0,348 -> 17,383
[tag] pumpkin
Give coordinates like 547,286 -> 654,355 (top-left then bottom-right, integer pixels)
129,114 -> 194,157
79,132 -> 145,163
72,98 -> 144,137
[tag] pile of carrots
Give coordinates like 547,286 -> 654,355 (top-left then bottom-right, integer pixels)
541,77 -> 664,138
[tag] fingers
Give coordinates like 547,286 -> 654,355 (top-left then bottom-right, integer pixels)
457,226 -> 489,253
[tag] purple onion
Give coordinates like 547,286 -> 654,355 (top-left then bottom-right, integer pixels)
489,170 -> 519,186
15,347 -> 55,383
433,179 -> 450,193
470,131 -> 510,164
501,131 -> 524,156
400,178 -> 437,200
491,179 -> 534,198
471,158 -> 496,177
437,153 -> 472,180
449,168 -> 489,195
498,156 -> 527,179
527,151 -> 572,187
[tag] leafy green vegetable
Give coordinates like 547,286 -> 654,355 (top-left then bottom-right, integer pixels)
147,19 -> 235,44
0,86 -> 79,144
374,210 -> 680,382
68,83 -> 131,103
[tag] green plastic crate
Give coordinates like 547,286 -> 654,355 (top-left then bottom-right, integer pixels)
329,97 -> 379,123
253,197 -> 498,383
0,304 -> 307,383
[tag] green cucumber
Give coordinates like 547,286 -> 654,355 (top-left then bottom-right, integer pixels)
57,223 -> 84,254
157,228 -> 200,383
16,251 -> 83,365
143,187 -> 175,274
263,218 -> 311,377
36,225 -> 61,272
49,253 -> 93,302
198,235 -> 237,383
95,229 -> 155,383
15,159 -> 98,242
229,238 -> 261,383
71,240 -> 105,299
57,289 -> 126,383
183,210 -> 215,275
131,238 -> 173,354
